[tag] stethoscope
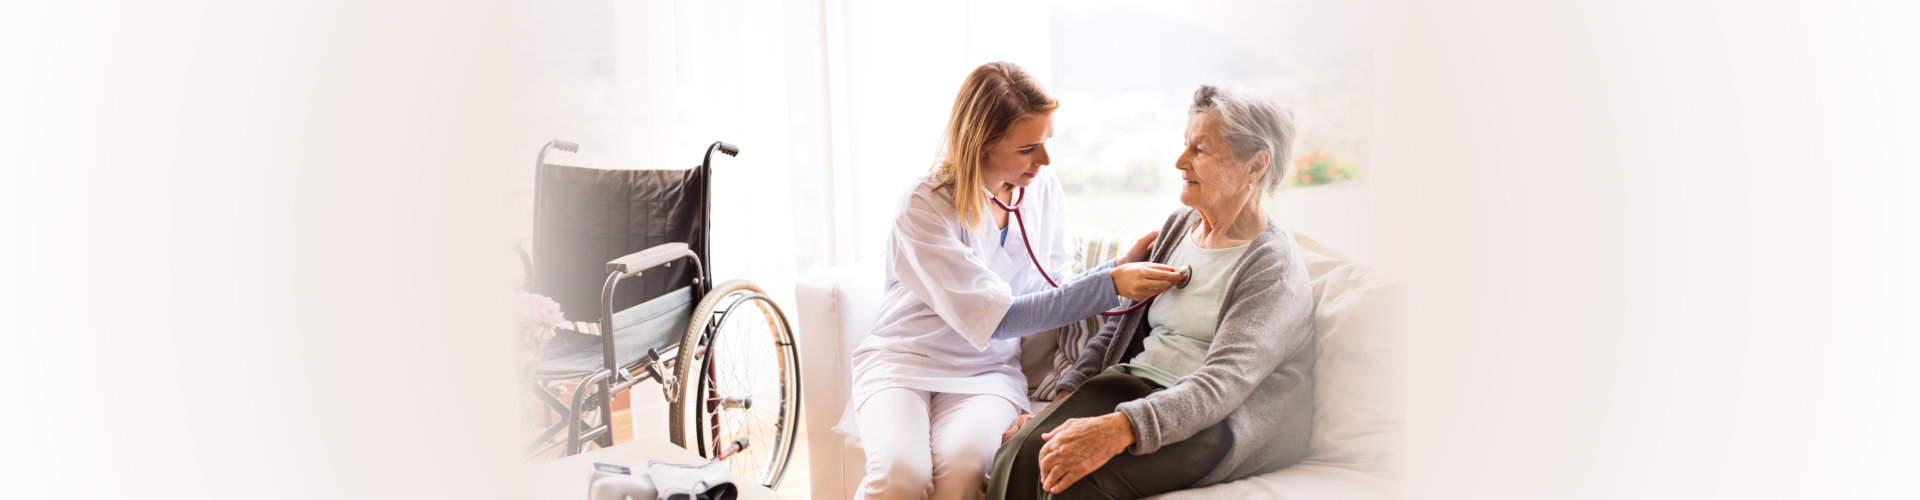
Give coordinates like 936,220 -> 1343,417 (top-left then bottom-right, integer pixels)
986,186 -> 1192,317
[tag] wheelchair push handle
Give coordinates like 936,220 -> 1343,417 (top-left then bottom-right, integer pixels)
702,141 -> 739,170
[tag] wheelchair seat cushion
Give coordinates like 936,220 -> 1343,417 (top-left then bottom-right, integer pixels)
536,286 -> 696,378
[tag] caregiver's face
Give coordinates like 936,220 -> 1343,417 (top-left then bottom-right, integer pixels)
984,113 -> 1053,191
1176,112 -> 1253,209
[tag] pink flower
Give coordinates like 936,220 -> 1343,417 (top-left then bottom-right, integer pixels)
519,291 -> 567,347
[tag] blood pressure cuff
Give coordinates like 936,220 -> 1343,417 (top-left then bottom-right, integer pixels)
645,459 -> 737,500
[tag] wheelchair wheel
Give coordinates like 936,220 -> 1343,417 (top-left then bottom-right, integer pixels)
668,279 -> 801,488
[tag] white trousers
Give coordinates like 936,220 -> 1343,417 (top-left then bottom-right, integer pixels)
853,388 -> 1020,500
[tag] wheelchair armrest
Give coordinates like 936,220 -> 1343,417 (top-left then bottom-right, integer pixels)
606,242 -> 696,276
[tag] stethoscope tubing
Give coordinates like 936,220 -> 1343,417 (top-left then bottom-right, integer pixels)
987,186 -> 1157,317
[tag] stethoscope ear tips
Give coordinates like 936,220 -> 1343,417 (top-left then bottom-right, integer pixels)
1175,265 -> 1193,289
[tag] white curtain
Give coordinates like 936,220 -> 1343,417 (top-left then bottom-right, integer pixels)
824,0 -> 1055,266
512,0 -> 1055,302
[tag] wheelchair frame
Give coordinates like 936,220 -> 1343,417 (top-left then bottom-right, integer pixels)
521,242 -> 707,457
520,140 -> 800,486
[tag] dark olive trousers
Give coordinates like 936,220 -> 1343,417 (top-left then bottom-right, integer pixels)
985,367 -> 1230,500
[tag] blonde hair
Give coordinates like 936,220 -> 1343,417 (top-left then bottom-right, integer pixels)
933,61 -> 1059,230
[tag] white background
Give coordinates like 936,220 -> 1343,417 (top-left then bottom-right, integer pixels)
5,1 -> 1917,499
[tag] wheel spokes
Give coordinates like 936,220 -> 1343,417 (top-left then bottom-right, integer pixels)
688,293 -> 796,487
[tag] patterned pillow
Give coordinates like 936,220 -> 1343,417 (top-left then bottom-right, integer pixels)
1026,230 -> 1128,400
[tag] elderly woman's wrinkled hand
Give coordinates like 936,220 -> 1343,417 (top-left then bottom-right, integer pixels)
1037,412 -> 1136,494
1112,263 -> 1181,301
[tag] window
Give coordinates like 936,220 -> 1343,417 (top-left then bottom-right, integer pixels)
1048,0 -> 1373,234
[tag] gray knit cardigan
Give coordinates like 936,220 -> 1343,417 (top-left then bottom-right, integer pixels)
1054,207 -> 1317,488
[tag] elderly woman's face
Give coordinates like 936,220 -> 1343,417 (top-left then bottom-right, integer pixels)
1176,112 -> 1259,210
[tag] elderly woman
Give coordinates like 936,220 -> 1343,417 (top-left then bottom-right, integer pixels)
985,85 -> 1316,500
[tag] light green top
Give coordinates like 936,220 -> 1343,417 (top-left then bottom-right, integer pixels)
1120,231 -> 1250,387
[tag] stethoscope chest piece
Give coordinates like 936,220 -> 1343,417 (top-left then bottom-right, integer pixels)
985,185 -> 1196,316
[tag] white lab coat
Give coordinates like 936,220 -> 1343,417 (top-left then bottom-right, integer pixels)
836,170 -> 1076,445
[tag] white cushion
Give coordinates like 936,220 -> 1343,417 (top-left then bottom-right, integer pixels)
1291,232 -> 1401,478
1147,463 -> 1398,500
794,264 -> 886,500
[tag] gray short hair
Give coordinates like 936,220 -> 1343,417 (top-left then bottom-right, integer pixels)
1190,85 -> 1295,194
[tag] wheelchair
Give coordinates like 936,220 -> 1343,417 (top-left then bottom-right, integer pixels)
518,140 -> 801,488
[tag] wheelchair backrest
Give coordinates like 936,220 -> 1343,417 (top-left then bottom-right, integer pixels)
530,162 -> 710,321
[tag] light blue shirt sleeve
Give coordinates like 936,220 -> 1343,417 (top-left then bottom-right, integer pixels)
991,259 -> 1121,340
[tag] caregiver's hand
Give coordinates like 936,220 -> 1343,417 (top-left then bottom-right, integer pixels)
1038,412 -> 1135,494
1117,230 -> 1159,265
1001,413 -> 1035,444
1001,390 -> 1068,444
1112,263 -> 1180,301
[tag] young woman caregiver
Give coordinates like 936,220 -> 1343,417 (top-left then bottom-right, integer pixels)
836,61 -> 1185,500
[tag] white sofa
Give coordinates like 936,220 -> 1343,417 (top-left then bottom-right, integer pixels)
795,232 -> 1400,499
